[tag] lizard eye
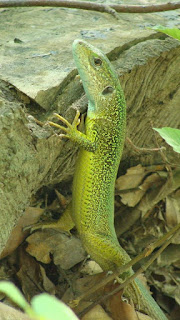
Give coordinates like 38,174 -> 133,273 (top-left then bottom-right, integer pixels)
102,86 -> 114,95
94,57 -> 102,66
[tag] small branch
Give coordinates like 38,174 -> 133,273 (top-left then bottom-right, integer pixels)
113,2 -> 180,13
126,137 -> 166,153
78,222 -> 180,317
70,222 -> 180,311
0,0 -> 180,15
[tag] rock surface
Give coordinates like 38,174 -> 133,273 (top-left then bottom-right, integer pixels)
0,4 -> 180,257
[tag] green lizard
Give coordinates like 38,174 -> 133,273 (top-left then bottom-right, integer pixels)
46,40 -> 168,320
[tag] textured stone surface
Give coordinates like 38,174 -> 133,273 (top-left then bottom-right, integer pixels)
0,3 -> 179,257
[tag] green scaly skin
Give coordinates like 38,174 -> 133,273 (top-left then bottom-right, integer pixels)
51,40 -> 168,320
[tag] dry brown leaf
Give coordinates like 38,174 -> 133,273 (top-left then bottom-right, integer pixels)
81,304 -> 113,320
64,279 -> 107,320
0,207 -> 44,259
151,268 -> 180,306
116,165 -> 146,191
17,248 -> 55,300
169,303 -> 180,320
66,274 -> 146,320
62,273 -> 106,313
39,265 -> 56,294
165,190 -> 180,244
119,188 -> 144,207
119,172 -> 161,207
157,244 -> 180,267
63,272 -> 155,320
106,289 -> 139,320
55,189 -> 69,207
102,280 -> 141,320
81,260 -> 103,275
135,311 -> 153,320
166,192 -> 180,227
26,229 -> 86,269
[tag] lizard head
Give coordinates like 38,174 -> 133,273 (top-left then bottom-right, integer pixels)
72,39 -> 124,117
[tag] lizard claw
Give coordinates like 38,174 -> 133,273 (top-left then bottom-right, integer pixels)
48,110 -> 81,135
72,110 -> 81,128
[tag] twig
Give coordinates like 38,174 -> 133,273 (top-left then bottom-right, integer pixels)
0,0 -> 180,15
69,222 -> 180,310
126,137 -> 166,153
0,0 -> 118,19
152,126 -> 173,171
78,222 -> 180,317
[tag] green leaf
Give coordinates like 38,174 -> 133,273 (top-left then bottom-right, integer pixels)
0,281 -> 31,311
151,25 -> 180,41
153,127 -> 180,153
31,293 -> 79,320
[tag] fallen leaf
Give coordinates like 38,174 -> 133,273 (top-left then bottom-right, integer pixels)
81,260 -> 103,275
26,229 -> 86,269
157,244 -> 180,267
0,207 -> 44,259
62,273 -> 106,311
81,304 -> 112,320
17,248 -> 55,301
116,165 -> 146,191
166,192 -> 180,227
165,190 -> 180,244
119,172 -> 161,207
106,289 -> 139,320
